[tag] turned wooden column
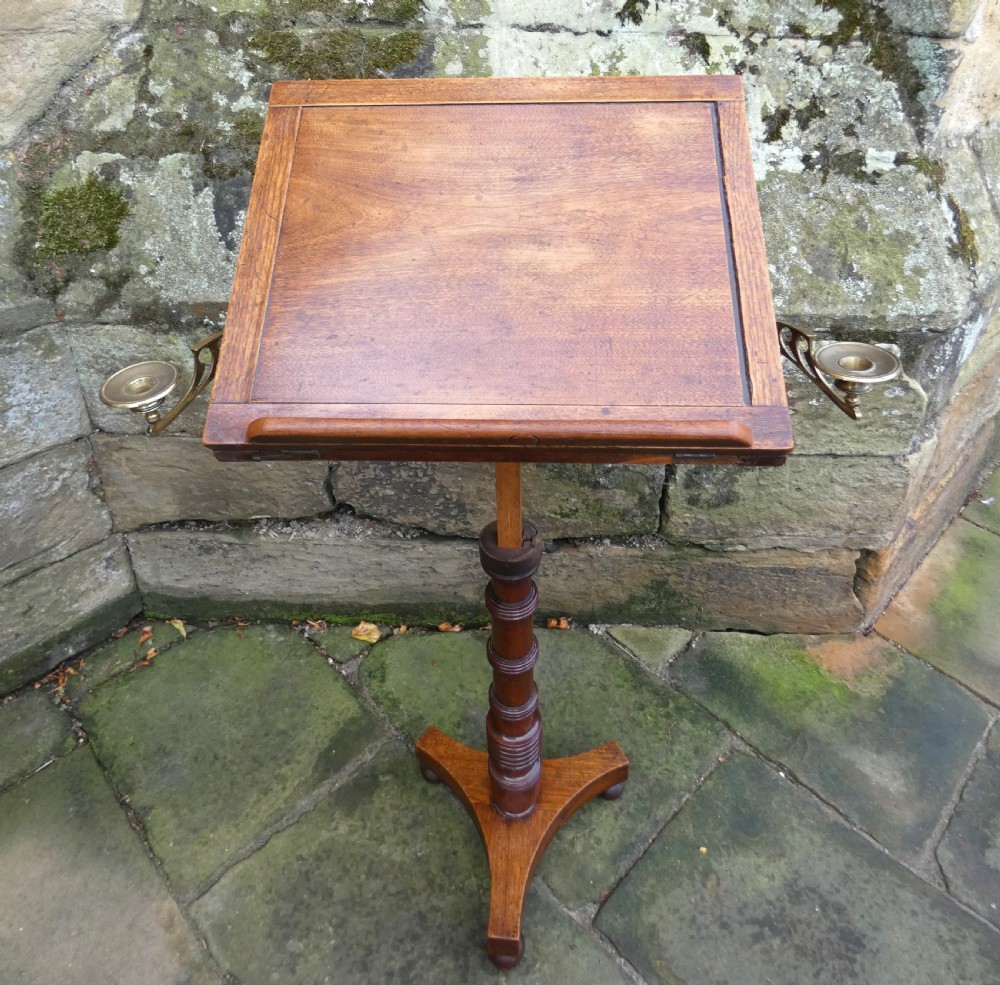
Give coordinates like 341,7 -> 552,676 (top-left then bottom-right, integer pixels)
482,463 -> 544,817
415,464 -> 629,969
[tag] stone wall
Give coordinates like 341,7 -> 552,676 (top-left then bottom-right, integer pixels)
2,0 -> 999,693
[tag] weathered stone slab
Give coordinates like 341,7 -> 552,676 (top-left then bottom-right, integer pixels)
0,0 -> 142,147
606,625 -> 693,673
361,629 -> 728,907
762,170 -> 973,333
128,520 -> 486,624
0,327 -> 91,468
80,624 -> 384,894
69,323 -> 215,435
784,365 -> 926,457
128,521 -> 864,632
0,439 -> 111,586
937,725 -> 1000,928
0,748 -> 221,985
666,456 -> 911,550
964,462 -> 1000,535
543,541 -> 864,633
330,461 -> 663,538
113,154 -> 237,307
0,691 -> 75,793
670,632 -> 989,860
0,536 -> 140,696
93,434 -> 332,530
596,754 -> 1000,985
190,742 -> 635,983
876,518 -> 1000,703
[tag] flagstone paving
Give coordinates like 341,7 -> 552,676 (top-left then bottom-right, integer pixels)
595,755 -> 1000,985
78,623 -> 385,895
3,470 -> 1000,984
668,631 -> 991,861
876,517 -> 1000,703
0,688 -> 76,793
191,743 -> 634,985
0,748 -> 223,985
937,724 -> 1000,929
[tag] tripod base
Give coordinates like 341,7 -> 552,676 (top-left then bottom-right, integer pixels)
416,726 -> 628,969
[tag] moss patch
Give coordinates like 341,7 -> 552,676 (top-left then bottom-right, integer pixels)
945,194 -> 979,268
616,0 -> 652,26
35,173 -> 129,260
894,152 -> 946,190
250,27 -> 424,79
680,32 -> 711,64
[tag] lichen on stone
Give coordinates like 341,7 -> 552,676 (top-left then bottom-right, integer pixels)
819,0 -> 928,134
35,173 -> 130,260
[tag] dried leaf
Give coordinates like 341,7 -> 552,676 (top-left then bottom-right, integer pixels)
136,626 -> 154,646
167,618 -> 187,639
397,624 -> 408,635
351,621 -> 381,644
546,617 -> 571,630
437,622 -> 463,633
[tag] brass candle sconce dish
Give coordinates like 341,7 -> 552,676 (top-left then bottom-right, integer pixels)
777,321 -> 902,420
99,331 -> 223,435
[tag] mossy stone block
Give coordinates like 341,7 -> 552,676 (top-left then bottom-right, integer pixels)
191,742 -> 634,982
79,624 -> 384,894
361,628 -> 728,907
0,691 -> 75,793
671,632 -> 989,859
0,749 -> 220,985
876,518 -> 1000,703
596,755 -> 1000,985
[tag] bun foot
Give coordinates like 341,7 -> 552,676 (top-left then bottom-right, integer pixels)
420,764 -> 442,784
488,936 -> 524,970
601,781 -> 626,800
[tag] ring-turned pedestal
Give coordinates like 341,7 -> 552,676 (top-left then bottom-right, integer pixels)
204,76 -> 794,969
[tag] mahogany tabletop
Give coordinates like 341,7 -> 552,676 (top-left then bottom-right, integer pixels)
204,76 -> 792,465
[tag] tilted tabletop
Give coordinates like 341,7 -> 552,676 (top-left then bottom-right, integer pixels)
204,76 -> 792,466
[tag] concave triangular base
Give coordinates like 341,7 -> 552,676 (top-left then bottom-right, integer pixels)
415,726 -> 628,969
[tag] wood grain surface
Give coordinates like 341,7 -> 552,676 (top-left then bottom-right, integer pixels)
205,76 -> 792,464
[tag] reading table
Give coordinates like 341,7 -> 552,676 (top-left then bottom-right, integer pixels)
203,75 -> 793,969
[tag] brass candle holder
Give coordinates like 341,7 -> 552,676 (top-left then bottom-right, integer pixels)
99,331 -> 223,435
777,322 -> 902,419
98,324 -> 902,435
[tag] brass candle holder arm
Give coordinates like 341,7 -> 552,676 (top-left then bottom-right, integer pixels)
777,321 -> 902,420
99,330 -> 223,435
